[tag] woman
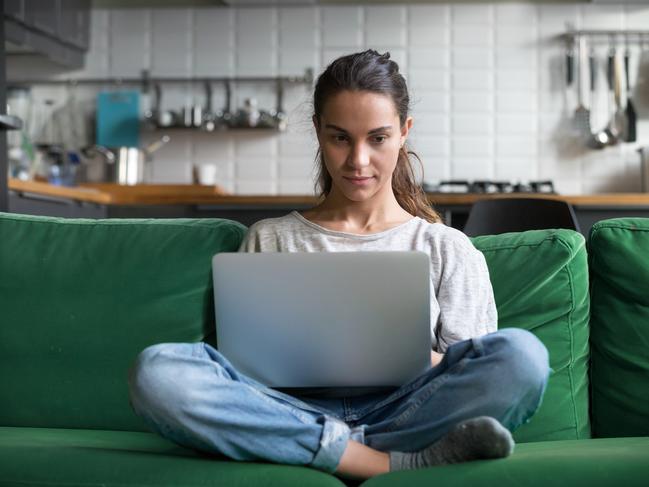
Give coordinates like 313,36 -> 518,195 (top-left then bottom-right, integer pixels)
128,50 -> 550,480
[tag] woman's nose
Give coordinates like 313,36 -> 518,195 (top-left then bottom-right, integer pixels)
347,142 -> 370,168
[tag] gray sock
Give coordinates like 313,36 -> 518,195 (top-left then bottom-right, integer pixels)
389,416 -> 514,471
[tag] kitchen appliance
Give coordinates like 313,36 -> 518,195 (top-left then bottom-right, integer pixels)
82,135 -> 170,185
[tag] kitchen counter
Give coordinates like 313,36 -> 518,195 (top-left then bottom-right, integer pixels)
9,178 -> 649,207
8,178 -> 649,234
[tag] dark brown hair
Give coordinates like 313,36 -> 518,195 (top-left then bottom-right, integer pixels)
312,49 -> 441,223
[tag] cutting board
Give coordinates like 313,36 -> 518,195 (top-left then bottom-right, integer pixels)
96,91 -> 140,148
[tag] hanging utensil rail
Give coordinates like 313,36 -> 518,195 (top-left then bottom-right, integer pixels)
561,29 -> 649,46
6,68 -> 314,90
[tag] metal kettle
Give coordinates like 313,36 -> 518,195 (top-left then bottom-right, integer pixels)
83,135 -> 170,185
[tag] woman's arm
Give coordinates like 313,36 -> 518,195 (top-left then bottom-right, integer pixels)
431,350 -> 444,367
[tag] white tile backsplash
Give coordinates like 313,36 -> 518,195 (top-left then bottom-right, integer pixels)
16,2 -> 649,195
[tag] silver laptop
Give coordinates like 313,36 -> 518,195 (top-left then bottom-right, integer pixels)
211,251 -> 432,390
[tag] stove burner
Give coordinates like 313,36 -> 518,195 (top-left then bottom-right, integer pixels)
426,180 -> 556,194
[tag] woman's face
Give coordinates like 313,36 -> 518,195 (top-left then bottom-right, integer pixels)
315,90 -> 412,203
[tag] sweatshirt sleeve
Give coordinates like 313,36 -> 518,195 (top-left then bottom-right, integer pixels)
434,238 -> 498,352
237,223 -> 262,253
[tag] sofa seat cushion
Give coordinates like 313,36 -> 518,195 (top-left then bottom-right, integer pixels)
472,230 -> 590,443
0,214 -> 246,432
588,218 -> 649,437
362,438 -> 649,487
0,426 -> 346,487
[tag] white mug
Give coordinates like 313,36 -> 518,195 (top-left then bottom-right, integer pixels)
198,164 -> 219,185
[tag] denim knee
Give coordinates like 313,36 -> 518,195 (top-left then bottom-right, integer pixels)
128,342 -> 197,420
489,328 -> 551,404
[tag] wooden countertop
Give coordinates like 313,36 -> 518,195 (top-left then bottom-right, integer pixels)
9,178 -> 649,207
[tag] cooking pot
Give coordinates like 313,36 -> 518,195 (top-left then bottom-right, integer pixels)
83,136 -> 170,185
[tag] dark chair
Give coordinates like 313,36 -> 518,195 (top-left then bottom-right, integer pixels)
462,197 -> 581,237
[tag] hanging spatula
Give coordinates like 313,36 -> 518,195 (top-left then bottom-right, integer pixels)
573,36 -> 592,140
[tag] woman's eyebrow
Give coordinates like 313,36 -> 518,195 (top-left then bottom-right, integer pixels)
324,124 -> 393,134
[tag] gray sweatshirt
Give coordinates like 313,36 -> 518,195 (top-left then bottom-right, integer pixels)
238,210 -> 497,353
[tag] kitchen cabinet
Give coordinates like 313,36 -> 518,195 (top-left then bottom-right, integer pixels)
4,0 -> 90,69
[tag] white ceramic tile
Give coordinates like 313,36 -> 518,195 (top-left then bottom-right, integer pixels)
538,155 -> 581,180
581,5 -> 624,30
453,48 -> 493,69
279,132 -> 317,158
236,180 -> 277,195
322,6 -> 362,48
452,4 -> 493,25
149,137 -> 191,183
451,157 -> 494,179
453,137 -> 494,157
409,47 -> 449,69
408,135 -> 450,157
194,8 -> 234,77
411,92 -> 449,113
236,47 -> 276,76
109,9 -> 149,77
452,70 -> 493,91
278,180 -> 316,196
452,115 -> 493,135
409,26 -> 449,47
452,26 -> 492,47
236,157 -> 275,181
496,136 -> 538,157
625,6 -> 649,29
496,48 -> 536,70
553,179 -> 583,195
409,112 -> 449,134
365,6 -> 406,47
497,70 -> 538,91
408,5 -> 449,27
236,7 -> 276,48
495,27 -> 538,48
151,9 -> 192,77
539,4 -> 580,32
279,7 -> 318,49
420,157 -> 450,182
278,158 -> 317,180
89,9 -> 110,50
451,94 -> 493,113
495,157 -> 538,181
279,49 -> 318,76
496,92 -> 537,113
408,69 -> 450,91
495,4 -> 538,25
496,114 -> 538,134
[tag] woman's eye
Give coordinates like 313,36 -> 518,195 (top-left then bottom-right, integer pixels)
373,135 -> 387,144
333,134 -> 348,143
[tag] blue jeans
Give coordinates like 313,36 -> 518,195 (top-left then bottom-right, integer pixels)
128,328 -> 549,474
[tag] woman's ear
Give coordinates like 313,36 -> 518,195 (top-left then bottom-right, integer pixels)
400,116 -> 413,147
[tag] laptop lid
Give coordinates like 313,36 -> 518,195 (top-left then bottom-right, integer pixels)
212,251 -> 432,388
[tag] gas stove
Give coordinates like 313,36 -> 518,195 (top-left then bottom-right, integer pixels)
423,180 -> 556,194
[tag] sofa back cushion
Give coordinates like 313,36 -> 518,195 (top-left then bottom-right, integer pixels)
472,229 -> 590,442
0,213 -> 246,432
588,218 -> 649,437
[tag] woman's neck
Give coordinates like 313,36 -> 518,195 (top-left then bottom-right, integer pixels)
303,190 -> 414,235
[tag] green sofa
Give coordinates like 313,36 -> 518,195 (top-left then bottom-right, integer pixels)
1,212 -> 648,487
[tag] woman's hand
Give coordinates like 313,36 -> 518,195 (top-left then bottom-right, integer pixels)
431,350 -> 445,367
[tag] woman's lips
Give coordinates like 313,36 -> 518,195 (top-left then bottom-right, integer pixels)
344,176 -> 374,186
